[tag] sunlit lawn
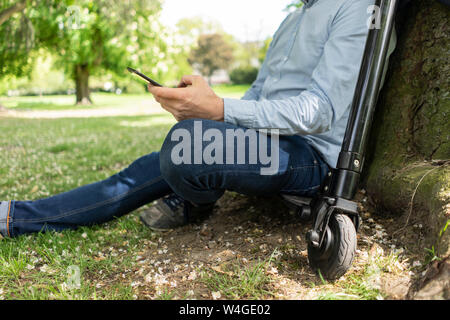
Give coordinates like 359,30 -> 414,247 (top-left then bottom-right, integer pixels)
0,113 -> 177,299
213,84 -> 251,97
0,93 -> 152,111
0,84 -> 250,111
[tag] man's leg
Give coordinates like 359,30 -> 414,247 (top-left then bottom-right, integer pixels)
0,152 -> 172,237
158,119 -> 330,210
2,119 -> 331,237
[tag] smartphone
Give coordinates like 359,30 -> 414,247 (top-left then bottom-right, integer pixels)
127,67 -> 164,87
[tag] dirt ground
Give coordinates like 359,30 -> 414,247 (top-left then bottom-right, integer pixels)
94,190 -> 444,300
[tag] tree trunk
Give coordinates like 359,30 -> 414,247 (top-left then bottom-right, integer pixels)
0,0 -> 27,26
74,64 -> 92,105
364,0 -> 449,257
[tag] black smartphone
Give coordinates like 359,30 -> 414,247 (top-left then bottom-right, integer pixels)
127,67 -> 164,87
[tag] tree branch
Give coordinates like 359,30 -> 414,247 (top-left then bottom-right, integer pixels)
0,0 -> 27,26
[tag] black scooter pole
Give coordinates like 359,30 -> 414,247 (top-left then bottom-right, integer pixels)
329,0 -> 399,200
306,0 -> 400,248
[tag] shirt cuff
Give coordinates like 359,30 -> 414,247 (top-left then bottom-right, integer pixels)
223,98 -> 256,128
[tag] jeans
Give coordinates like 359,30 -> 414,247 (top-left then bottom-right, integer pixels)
1,119 -> 330,237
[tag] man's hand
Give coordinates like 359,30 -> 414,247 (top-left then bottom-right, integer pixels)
148,75 -> 224,122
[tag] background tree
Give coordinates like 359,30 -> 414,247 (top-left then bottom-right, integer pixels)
229,66 -> 258,85
43,0 -> 167,105
175,16 -> 223,46
0,0 -> 42,78
188,33 -> 233,85
0,0 -> 43,109
285,0 -> 303,11
258,37 -> 271,65
228,37 -> 273,85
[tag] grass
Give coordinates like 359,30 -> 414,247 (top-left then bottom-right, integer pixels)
0,88 -> 256,299
0,111 -> 175,299
315,250 -> 406,300
200,256 -> 275,300
212,84 -> 251,98
0,84 -> 250,111
0,93 -> 152,111
0,90 -> 412,300
0,114 -> 175,200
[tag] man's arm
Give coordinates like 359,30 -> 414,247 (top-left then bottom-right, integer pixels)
224,0 -> 372,135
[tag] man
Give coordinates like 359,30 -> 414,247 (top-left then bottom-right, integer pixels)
0,0 -> 378,237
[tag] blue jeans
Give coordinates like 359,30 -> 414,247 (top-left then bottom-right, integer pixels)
1,119 -> 330,237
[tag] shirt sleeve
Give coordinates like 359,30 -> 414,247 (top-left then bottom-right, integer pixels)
224,0 -> 371,135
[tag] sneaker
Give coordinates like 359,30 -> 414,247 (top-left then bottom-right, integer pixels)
140,194 -> 214,231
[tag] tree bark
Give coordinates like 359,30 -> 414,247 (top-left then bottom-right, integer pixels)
74,64 -> 92,105
364,0 -> 449,256
0,0 -> 27,26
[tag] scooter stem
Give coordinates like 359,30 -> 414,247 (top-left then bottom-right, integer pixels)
329,0 -> 399,200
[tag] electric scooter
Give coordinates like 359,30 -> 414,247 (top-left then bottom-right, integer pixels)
283,0 -> 400,280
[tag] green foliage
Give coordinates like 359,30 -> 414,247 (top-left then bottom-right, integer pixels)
285,0 -> 304,11
259,38 -> 272,64
0,0 -> 53,77
424,220 -> 449,265
49,1 -> 165,79
1,1 -> 191,100
424,246 -> 441,265
188,33 -> 233,79
229,40 -> 257,67
229,66 -> 258,85
227,37 -> 270,79
0,49 -> 73,95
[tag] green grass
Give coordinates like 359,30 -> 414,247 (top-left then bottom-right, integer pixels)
0,86 -> 250,300
0,84 -> 250,111
0,113 -> 175,299
200,251 -> 276,300
0,93 -> 153,111
212,84 -> 251,98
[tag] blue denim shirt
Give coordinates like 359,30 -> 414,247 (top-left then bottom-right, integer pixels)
223,0 -> 378,168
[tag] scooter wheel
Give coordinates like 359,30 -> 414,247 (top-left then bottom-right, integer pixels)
307,214 -> 356,280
